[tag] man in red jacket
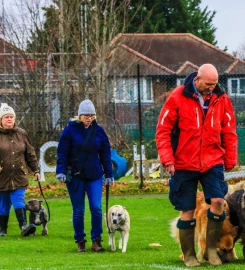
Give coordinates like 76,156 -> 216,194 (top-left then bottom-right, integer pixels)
156,64 -> 237,266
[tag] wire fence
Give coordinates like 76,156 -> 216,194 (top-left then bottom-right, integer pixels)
0,55 -> 245,182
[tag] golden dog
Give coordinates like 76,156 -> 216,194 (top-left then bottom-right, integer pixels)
171,192 -> 238,263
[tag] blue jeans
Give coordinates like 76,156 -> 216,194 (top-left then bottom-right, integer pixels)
0,189 -> 26,215
66,176 -> 103,243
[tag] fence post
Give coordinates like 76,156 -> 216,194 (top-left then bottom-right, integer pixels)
137,64 -> 144,188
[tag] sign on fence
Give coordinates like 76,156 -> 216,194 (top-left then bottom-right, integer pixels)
39,141 -> 58,181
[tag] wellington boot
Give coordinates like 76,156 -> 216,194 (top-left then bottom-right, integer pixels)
15,208 -> 36,237
204,219 -> 223,266
21,224 -> 36,237
179,228 -> 200,267
0,215 -> 9,236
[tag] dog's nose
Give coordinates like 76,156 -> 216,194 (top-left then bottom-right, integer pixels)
113,220 -> 117,224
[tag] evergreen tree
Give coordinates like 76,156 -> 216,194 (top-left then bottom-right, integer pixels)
27,0 -> 217,54
128,0 -> 217,45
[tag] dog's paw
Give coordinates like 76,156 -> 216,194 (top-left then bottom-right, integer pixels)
111,246 -> 116,251
42,229 -> 48,236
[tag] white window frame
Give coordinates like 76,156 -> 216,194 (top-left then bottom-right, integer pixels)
113,78 -> 153,103
177,78 -> 185,86
228,78 -> 245,96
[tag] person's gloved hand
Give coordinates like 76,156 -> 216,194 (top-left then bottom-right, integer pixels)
225,165 -> 234,171
105,177 -> 114,185
56,173 -> 66,183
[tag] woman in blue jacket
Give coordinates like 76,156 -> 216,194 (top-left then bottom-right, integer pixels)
56,99 -> 114,252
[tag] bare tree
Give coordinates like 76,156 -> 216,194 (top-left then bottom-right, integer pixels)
235,40 -> 245,61
0,0 -> 144,149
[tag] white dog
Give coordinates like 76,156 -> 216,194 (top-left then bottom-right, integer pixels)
106,205 -> 130,253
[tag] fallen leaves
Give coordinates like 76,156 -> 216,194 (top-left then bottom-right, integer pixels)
26,181 -> 170,198
148,243 -> 162,247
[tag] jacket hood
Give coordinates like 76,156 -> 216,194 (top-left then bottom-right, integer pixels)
183,72 -> 225,98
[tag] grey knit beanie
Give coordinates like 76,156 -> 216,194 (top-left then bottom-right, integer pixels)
0,103 -> 16,119
78,99 -> 96,115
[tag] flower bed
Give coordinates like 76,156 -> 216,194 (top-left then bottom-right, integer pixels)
26,181 -> 170,198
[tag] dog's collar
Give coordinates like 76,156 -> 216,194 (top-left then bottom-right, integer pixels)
119,219 -> 126,226
29,208 -> 44,213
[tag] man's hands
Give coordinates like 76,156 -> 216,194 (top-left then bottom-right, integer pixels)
165,164 -> 175,176
225,165 -> 234,171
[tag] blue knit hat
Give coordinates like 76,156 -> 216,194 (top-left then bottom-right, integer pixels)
78,99 -> 96,115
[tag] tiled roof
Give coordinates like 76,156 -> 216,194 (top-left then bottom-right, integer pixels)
113,33 -> 245,75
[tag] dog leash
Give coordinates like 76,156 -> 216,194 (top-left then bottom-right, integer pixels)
105,183 -> 112,233
38,181 -> 51,222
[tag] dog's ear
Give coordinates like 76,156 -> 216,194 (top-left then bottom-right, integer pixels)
232,226 -> 239,238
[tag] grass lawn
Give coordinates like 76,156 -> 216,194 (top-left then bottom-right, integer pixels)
1,195 -> 245,269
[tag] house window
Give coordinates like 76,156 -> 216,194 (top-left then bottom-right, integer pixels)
114,78 -> 153,103
177,78 -> 185,86
228,78 -> 245,96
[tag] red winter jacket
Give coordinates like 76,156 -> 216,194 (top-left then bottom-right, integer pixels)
156,72 -> 237,172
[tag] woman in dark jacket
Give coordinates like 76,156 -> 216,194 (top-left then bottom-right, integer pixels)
56,99 -> 114,253
0,103 -> 40,237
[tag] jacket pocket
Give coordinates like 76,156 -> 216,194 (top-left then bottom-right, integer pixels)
20,167 -> 28,175
169,179 -> 183,209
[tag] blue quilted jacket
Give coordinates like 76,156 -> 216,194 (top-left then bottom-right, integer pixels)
56,119 -> 113,180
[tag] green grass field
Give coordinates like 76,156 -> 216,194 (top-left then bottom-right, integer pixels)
1,195 -> 245,269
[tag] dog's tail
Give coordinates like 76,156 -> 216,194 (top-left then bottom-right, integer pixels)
170,216 -> 180,242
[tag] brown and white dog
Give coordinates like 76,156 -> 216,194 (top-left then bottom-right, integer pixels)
170,192 -> 238,263
106,205 -> 130,252
26,199 -> 48,236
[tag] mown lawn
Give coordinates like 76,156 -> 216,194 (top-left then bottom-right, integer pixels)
1,195 -> 245,269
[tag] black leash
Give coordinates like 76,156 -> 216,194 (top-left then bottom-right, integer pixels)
105,183 -> 112,233
38,181 -> 51,222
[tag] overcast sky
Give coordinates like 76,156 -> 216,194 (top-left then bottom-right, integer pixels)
200,0 -> 245,54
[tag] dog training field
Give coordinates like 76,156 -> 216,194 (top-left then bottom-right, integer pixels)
0,195 -> 244,269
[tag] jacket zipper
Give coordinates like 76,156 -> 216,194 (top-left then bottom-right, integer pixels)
211,109 -> 214,127
160,109 -> 169,125
11,179 -> 15,190
206,99 -> 219,127
196,107 -> 200,128
226,112 -> 231,127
